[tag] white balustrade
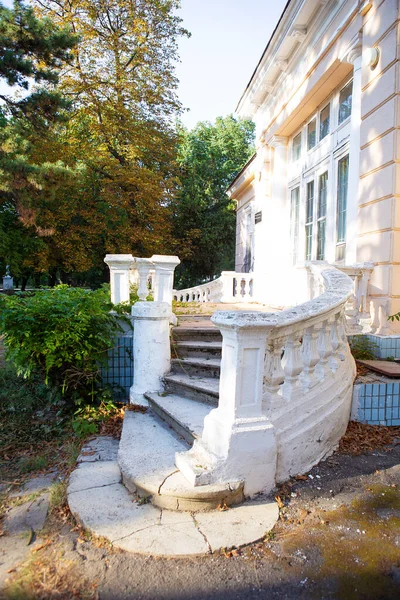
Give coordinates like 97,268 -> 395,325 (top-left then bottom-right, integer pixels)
176,262 -> 356,495
173,271 -> 255,304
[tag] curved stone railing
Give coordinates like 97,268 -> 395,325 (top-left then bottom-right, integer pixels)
176,263 -> 356,496
173,271 -> 254,303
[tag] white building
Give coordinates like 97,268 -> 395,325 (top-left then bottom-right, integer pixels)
229,0 -> 400,335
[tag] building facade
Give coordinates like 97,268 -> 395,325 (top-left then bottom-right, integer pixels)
229,0 -> 400,333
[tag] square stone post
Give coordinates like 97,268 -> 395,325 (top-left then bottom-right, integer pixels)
150,255 -> 180,304
130,301 -> 172,405
104,254 -> 134,305
176,316 -> 277,497
220,271 -> 236,303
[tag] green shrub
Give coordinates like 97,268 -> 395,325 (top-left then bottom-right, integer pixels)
0,285 -> 123,403
349,335 -> 378,360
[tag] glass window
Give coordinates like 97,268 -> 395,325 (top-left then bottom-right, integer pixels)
337,155 -> 349,244
338,81 -> 353,124
292,132 -> 302,161
290,187 -> 300,265
317,172 -> 328,260
319,104 -> 330,140
305,181 -> 314,260
307,119 -> 316,150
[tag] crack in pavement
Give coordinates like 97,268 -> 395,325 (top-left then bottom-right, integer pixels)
68,481 -> 121,495
190,513 -> 212,554
111,519 -> 162,544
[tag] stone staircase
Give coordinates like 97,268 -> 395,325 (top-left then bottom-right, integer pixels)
118,314 -> 246,511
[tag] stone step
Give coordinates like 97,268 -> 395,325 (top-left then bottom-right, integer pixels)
145,392 -> 211,444
172,340 -> 222,359
171,326 -> 222,343
164,373 -> 219,405
118,411 -> 244,511
170,357 -> 221,379
177,314 -> 215,323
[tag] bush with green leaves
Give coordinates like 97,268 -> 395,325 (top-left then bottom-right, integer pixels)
0,285 -> 124,402
349,335 -> 378,360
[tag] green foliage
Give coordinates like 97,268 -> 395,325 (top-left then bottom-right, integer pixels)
72,397 -> 121,438
349,335 -> 378,360
173,115 -> 255,287
0,0 -> 78,124
388,312 -> 400,322
0,285 -> 122,401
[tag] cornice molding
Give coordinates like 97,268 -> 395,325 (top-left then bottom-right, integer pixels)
268,135 -> 288,148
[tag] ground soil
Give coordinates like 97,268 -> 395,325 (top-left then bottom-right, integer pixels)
1,432 -> 399,600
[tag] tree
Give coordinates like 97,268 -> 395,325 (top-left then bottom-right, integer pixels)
34,0 -> 189,259
0,0 -> 78,281
173,116 -> 255,288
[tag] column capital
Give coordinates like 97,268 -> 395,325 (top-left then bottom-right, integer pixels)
268,135 -> 288,149
341,35 -> 362,65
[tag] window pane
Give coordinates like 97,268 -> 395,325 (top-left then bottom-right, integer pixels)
339,81 -> 353,124
291,187 -> 300,265
317,172 -> 328,260
319,104 -> 330,140
307,119 -> 316,150
337,155 -> 349,243
318,172 -> 328,218
292,133 -> 302,161
305,181 -> 314,261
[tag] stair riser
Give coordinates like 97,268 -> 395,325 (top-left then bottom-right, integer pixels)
177,315 -> 212,323
164,380 -> 218,406
147,400 -> 196,445
171,361 -> 220,379
172,345 -> 222,360
171,331 -> 222,343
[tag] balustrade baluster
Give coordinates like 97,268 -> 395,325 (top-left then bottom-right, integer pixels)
281,334 -> 303,400
316,320 -> 334,380
263,338 -> 285,410
328,316 -> 340,372
301,325 -> 319,389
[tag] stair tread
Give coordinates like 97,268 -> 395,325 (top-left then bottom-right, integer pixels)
118,411 -> 240,501
164,373 -> 220,396
174,340 -> 222,349
145,392 -> 211,439
171,357 -> 221,368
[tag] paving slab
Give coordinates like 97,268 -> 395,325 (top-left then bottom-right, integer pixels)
195,498 -> 279,552
68,482 -> 160,542
68,461 -> 121,494
3,493 -> 49,535
9,472 -> 58,499
115,510 -> 208,556
78,436 -> 119,462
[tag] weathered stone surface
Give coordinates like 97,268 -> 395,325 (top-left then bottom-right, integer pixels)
118,411 -> 188,496
78,436 -> 119,463
68,483 -> 160,542
68,461 -> 121,494
3,493 -> 49,536
115,510 -> 208,556
10,472 -> 57,499
195,498 -> 279,552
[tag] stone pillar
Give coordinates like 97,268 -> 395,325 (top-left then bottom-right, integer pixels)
150,255 -> 180,304
104,254 -> 134,305
129,301 -> 172,405
267,135 -> 289,305
176,319 -> 277,497
345,46 -> 363,265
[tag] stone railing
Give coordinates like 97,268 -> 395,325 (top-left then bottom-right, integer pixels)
104,254 -> 180,306
176,263 -> 356,496
104,254 -> 180,405
173,271 -> 254,304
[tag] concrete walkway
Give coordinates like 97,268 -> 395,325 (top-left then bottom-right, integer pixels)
68,437 -> 279,557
